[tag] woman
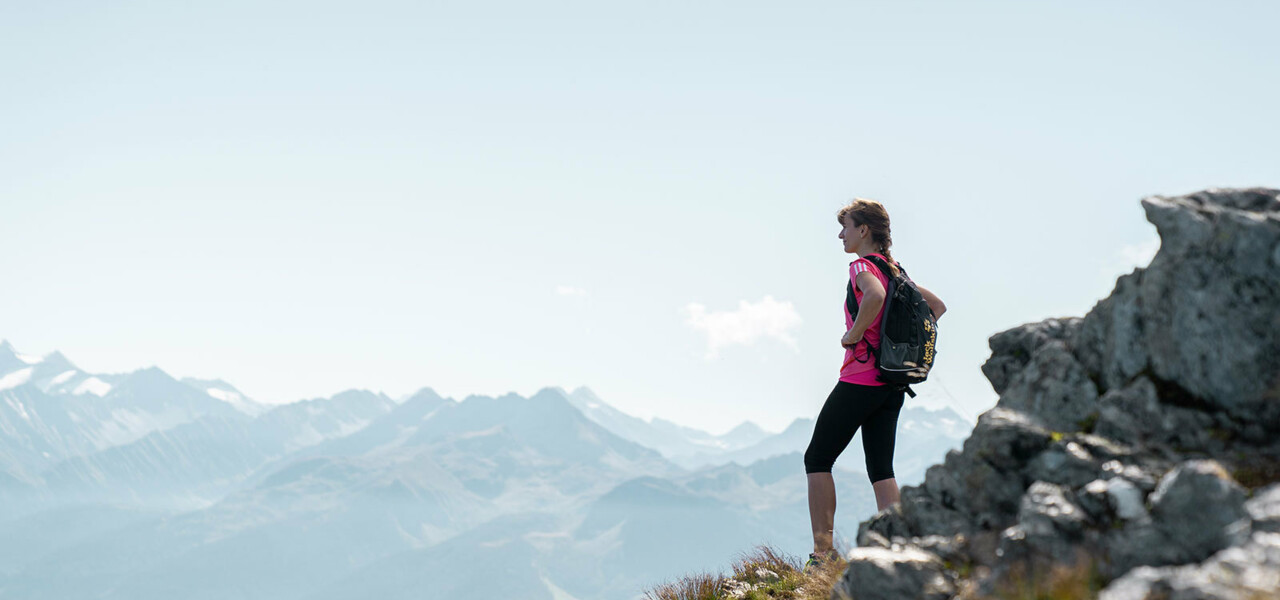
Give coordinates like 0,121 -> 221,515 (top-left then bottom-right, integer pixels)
803,198 -> 947,569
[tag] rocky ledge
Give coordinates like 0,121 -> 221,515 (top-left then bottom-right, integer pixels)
837,188 -> 1280,600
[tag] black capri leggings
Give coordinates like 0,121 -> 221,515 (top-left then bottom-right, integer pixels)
804,381 -> 905,483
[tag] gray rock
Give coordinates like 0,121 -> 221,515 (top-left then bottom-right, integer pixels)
1142,193 -> 1214,257
849,531 -> 969,569
912,535 -> 969,568
859,501 -> 917,543
1027,440 -> 1104,489
1078,477 -> 1149,526
994,340 -> 1100,433
1106,520 -> 1183,578
1105,477 -> 1148,523
1149,459 -> 1250,560
896,485 -> 975,538
911,446 -> 1020,535
964,408 -> 1054,474
1072,188 -> 1280,428
1246,483 -> 1280,534
1094,376 -> 1218,452
1138,191 -> 1280,425
1071,269 -> 1149,394
1031,484 -> 1086,531
902,408 -> 1055,533
1100,531 -> 1280,600
1100,460 -> 1249,573
981,318 -> 1082,396
963,460 -> 1030,533
994,483 -> 1092,567
1077,478 -> 1113,522
1100,459 -> 1160,493
829,545 -> 956,600
1073,431 -> 1139,464
920,453 -> 970,515
1107,460 -> 1252,573
857,529 -> 894,550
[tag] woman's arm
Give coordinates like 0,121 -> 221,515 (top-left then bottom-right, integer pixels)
842,271 -> 885,347
916,284 -> 947,321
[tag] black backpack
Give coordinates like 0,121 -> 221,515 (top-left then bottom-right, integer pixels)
844,255 -> 938,398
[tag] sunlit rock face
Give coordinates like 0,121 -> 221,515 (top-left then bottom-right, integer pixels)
850,188 -> 1280,599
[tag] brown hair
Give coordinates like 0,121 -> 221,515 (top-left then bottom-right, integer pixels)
836,198 -> 901,278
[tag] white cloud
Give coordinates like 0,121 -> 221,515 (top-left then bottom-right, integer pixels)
682,296 -> 802,359
556,285 -> 588,297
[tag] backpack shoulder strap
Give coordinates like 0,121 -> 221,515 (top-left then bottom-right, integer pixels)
863,254 -> 909,281
845,279 -> 858,318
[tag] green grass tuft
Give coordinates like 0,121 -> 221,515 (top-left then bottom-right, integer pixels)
643,542 -> 852,600
643,571 -> 724,600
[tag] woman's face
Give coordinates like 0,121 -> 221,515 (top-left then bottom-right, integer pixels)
838,214 -> 867,254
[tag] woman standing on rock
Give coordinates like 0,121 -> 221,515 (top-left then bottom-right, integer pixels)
804,198 -> 947,570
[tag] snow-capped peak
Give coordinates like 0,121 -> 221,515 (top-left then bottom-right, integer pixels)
74,377 -> 112,396
15,351 -> 42,364
180,377 -> 269,416
50,370 -> 78,385
204,386 -> 266,416
0,341 -> 88,393
0,367 -> 34,391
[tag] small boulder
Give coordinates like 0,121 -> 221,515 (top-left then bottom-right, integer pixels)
829,546 -> 956,600
1149,459 -> 1250,560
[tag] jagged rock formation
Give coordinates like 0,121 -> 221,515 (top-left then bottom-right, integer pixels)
835,188 -> 1280,599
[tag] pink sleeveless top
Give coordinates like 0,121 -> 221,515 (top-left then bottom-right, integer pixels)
839,253 -> 896,386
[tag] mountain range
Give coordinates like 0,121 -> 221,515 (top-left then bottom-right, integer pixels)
0,339 -> 971,600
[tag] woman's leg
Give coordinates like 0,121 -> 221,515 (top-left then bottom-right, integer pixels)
807,472 -> 836,555
804,382 -> 895,555
872,478 -> 899,511
862,388 -> 906,512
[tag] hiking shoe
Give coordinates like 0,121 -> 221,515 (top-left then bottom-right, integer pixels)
804,549 -> 839,572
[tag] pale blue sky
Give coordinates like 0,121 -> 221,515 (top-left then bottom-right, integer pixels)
2,0 -> 1277,433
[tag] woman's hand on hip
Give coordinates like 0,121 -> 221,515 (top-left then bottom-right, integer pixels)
841,328 -> 863,349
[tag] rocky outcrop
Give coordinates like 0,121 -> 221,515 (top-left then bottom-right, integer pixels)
836,188 -> 1280,600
